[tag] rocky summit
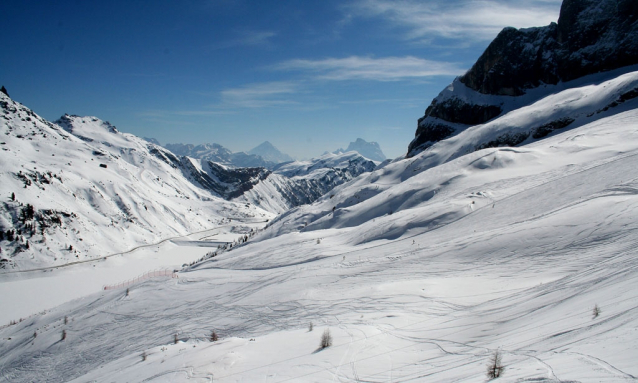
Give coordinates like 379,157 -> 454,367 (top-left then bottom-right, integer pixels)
408,0 -> 638,157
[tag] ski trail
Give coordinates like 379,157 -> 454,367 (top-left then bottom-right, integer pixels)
563,351 -> 637,380
332,324 -> 354,382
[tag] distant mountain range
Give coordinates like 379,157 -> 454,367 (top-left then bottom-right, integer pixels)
158,141 -> 293,169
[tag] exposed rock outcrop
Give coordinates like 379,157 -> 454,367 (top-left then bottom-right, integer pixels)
408,0 -> 638,157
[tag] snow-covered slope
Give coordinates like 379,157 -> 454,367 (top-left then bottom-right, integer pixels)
2,100 -> 637,382
234,151 -> 378,213
0,95 -> 273,270
269,69 -> 638,237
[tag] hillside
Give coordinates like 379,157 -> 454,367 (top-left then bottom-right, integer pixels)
0,93 -> 380,270
0,94 -> 273,270
236,151 -> 378,213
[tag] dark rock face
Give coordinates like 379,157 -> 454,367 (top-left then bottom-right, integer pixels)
421,98 -> 503,125
408,0 -> 638,157
460,25 -> 560,96
531,117 -> 575,139
409,123 -> 456,154
462,0 -> 638,96
203,162 -> 270,199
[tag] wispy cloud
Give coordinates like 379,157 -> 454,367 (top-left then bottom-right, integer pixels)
219,81 -> 300,108
274,56 -> 463,81
346,0 -> 562,43
210,30 -> 277,50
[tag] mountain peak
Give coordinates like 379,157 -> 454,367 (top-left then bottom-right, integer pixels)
335,138 -> 386,162
248,141 -> 294,164
408,0 -> 638,157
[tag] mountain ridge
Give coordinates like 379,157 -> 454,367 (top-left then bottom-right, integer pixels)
408,0 -> 638,157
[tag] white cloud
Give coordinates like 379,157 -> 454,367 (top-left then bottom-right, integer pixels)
275,56 -> 463,81
219,82 -> 299,108
347,0 -> 562,43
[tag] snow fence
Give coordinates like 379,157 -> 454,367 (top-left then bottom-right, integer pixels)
103,269 -> 178,290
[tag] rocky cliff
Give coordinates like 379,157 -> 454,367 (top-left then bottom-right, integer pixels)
408,0 -> 638,156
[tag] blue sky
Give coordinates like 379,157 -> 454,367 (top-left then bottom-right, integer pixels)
1,0 -> 562,159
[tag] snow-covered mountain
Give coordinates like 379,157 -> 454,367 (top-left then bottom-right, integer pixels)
270,69 -> 638,239
164,142 -> 277,169
247,141 -> 294,164
334,138 -> 386,162
409,0 -> 638,157
3,85 -> 638,382
235,151 -> 378,213
0,95 -> 379,269
0,95 -> 273,270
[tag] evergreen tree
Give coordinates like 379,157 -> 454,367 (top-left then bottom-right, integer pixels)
10,192 -> 15,202
25,204 -> 34,220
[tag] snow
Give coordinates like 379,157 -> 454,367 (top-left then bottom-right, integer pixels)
2,68 -> 638,381
3,65 -> 638,382
236,151 -> 378,213
0,101 -> 275,270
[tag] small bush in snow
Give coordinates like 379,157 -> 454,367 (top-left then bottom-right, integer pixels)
486,349 -> 504,379
211,331 -> 218,342
141,351 -> 147,361
592,304 -> 601,319
308,322 -> 313,332
320,329 -> 332,349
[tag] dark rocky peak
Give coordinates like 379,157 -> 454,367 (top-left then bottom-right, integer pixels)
408,0 -> 638,157
461,0 -> 638,96
1,86 -> 8,97
459,24 -> 560,96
